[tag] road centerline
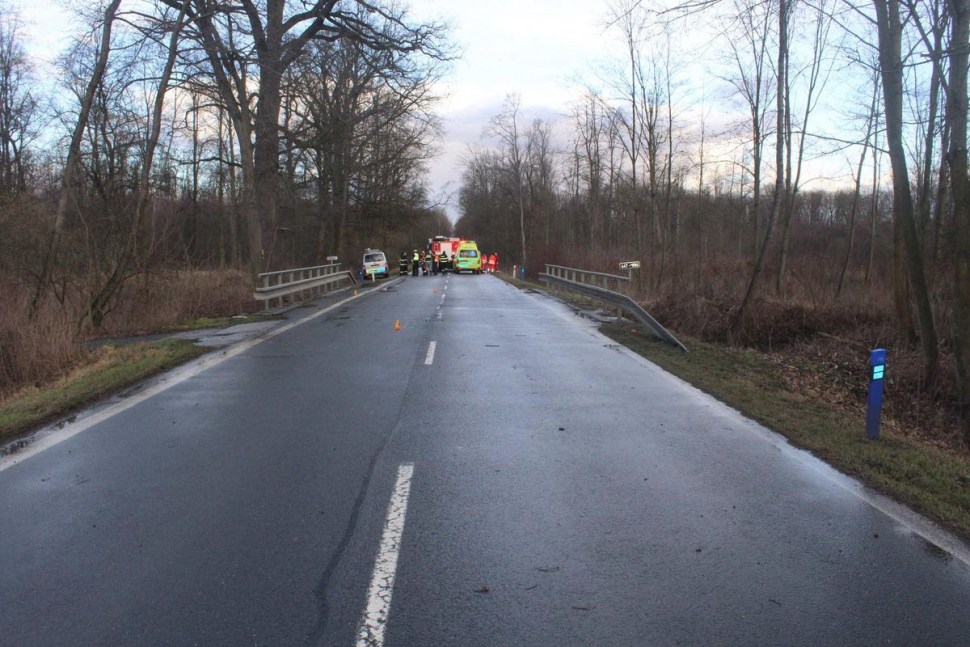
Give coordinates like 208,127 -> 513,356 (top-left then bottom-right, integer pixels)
355,463 -> 415,647
424,341 -> 436,365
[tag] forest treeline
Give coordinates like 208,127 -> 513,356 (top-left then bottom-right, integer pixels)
455,0 -> 970,439
0,0 -> 451,393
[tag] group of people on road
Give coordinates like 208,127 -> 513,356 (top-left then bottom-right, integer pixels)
399,250 -> 451,276
482,253 -> 498,273
397,250 -> 499,276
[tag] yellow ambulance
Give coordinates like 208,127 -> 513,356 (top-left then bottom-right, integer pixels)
453,240 -> 483,274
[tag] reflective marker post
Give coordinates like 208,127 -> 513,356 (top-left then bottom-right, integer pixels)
520,266 -> 525,280
866,348 -> 887,440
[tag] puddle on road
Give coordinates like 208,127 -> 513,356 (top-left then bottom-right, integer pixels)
918,535 -> 953,563
54,415 -> 78,429
119,384 -> 146,398
0,435 -> 34,457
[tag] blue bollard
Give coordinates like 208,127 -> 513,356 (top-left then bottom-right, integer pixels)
520,266 -> 525,280
866,349 -> 887,440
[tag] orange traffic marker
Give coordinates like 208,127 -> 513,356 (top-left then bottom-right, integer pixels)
434,288 -> 438,294
353,289 -> 358,296
394,319 -> 401,331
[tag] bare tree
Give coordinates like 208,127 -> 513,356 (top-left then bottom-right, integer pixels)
486,94 -> 528,267
31,0 -> 122,315
732,0 -> 788,339
84,0 -> 191,328
835,76 -> 878,300
944,0 -> 970,422
0,7 -> 37,193
776,0 -> 835,294
873,0 -> 940,384
721,0 -> 773,263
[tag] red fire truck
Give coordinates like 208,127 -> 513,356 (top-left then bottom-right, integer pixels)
428,236 -> 463,272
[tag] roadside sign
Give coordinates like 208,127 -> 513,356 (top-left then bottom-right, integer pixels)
327,255 -> 338,262
619,261 -> 641,270
866,349 -> 887,440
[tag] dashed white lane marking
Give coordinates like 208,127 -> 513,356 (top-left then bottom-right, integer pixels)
441,294 -> 446,301
0,278 -> 404,472
424,341 -> 436,365
356,463 -> 415,647
436,312 -> 443,320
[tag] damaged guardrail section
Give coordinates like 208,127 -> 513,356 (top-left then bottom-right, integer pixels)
539,264 -> 687,352
254,262 -> 356,310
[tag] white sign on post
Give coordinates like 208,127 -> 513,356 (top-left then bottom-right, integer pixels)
327,255 -> 338,262
619,261 -> 641,270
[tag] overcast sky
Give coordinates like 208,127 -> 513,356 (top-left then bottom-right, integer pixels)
410,0 -> 616,220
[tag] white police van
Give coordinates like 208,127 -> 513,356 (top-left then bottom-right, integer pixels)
362,249 -> 390,280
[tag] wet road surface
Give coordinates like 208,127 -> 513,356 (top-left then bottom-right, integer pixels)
3,274 -> 970,646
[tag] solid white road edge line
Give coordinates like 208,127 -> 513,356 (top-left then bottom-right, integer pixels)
355,462 -> 415,647
424,341 -> 436,365
519,285 -> 970,569
0,278 -> 404,473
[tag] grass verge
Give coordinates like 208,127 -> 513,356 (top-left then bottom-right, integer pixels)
601,323 -> 970,539
0,339 -> 205,443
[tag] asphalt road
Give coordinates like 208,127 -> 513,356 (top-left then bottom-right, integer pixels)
3,273 -> 970,646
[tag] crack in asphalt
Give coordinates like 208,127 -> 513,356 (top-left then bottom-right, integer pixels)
305,296 -> 432,646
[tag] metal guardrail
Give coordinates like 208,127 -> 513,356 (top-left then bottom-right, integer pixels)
545,264 -> 631,286
539,264 -> 687,352
254,262 -> 356,310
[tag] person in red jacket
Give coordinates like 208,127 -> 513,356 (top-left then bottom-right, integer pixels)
488,253 -> 498,273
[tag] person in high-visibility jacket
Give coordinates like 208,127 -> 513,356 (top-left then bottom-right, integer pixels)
488,253 -> 498,273
399,252 -> 409,276
411,250 -> 419,276
431,251 -> 439,275
439,251 -> 448,273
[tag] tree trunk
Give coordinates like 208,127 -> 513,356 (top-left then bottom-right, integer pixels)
227,111 -> 240,267
31,0 -> 122,316
836,111 -> 873,300
86,0 -> 189,328
874,0 -> 940,384
732,0 -> 787,340
866,106 -> 881,284
946,0 -> 970,423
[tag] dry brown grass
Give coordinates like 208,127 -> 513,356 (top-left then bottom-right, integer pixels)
94,269 -> 257,337
0,269 -> 255,399
0,293 -> 84,398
